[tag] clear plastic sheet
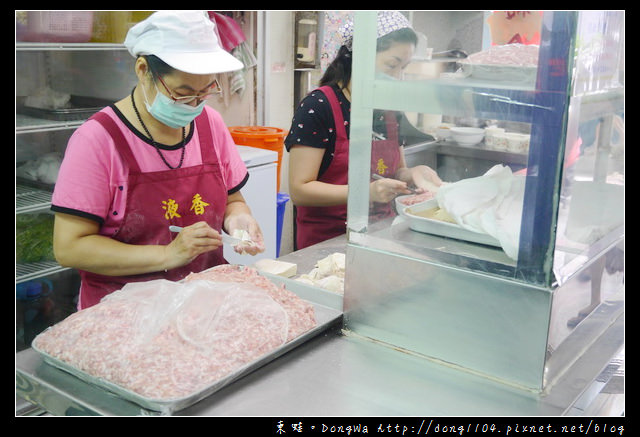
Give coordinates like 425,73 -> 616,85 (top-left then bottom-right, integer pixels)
105,279 -> 289,352
32,268 -> 316,404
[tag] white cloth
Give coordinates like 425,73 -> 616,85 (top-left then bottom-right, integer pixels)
436,165 -> 525,260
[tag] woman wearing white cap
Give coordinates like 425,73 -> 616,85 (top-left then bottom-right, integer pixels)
51,11 -> 264,309
286,11 -> 443,249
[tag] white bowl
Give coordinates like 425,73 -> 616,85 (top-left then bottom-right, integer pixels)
450,127 -> 485,146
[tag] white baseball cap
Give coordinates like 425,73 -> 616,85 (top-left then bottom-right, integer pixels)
124,10 -> 244,75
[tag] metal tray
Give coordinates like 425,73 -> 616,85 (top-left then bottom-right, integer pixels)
459,62 -> 537,85
32,278 -> 342,414
402,198 -> 501,248
17,95 -> 112,121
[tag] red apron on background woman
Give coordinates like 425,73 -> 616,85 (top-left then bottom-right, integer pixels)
78,112 -> 227,309
369,111 -> 402,219
295,86 -> 401,250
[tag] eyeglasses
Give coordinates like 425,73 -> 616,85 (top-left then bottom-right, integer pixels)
155,74 -> 221,105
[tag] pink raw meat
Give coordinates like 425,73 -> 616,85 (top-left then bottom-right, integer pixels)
398,191 -> 435,206
33,266 -> 316,401
185,265 -> 316,340
462,44 -> 539,67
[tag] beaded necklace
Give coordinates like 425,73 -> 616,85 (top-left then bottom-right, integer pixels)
130,87 -> 186,170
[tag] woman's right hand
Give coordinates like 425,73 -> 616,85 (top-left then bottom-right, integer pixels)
369,177 -> 412,204
165,221 -> 222,268
53,214 -> 222,277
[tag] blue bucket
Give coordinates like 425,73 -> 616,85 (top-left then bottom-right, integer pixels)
276,193 -> 290,257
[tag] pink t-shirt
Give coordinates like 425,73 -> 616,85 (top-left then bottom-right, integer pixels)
51,105 -> 248,237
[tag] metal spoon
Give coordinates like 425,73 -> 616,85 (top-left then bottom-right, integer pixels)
169,225 -> 244,246
371,174 -> 420,194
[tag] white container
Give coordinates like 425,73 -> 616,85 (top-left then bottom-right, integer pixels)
435,123 -> 455,140
492,133 -> 509,151
450,127 -> 485,146
504,133 -> 530,153
423,114 -> 443,131
23,11 -> 93,43
484,126 -> 505,148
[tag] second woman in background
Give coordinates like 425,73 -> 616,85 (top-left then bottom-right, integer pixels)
286,11 -> 443,249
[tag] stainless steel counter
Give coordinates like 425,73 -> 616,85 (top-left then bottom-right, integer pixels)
15,320 -> 623,416
15,235 -> 624,416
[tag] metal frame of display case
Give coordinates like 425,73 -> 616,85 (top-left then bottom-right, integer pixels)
344,11 -> 623,392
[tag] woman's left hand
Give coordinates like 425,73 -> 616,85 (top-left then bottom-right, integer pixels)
409,165 -> 443,193
224,213 -> 266,255
370,177 -> 413,203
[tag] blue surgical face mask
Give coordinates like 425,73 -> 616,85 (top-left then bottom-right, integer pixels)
142,81 -> 206,129
375,71 -> 398,81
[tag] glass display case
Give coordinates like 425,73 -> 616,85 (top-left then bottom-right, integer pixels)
343,11 -> 623,392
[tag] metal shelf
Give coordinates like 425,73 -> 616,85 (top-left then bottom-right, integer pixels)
16,261 -> 70,284
16,184 -> 52,214
16,184 -> 61,283
16,113 -> 84,134
16,42 -> 126,51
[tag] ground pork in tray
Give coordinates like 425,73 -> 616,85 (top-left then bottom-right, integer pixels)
397,192 -> 435,206
32,265 -> 317,404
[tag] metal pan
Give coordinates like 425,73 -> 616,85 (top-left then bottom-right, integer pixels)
403,198 -> 501,248
32,269 -> 343,414
17,95 -> 112,121
33,301 -> 341,414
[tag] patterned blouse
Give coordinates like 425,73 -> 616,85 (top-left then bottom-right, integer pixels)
284,85 -> 351,178
285,84 -> 427,179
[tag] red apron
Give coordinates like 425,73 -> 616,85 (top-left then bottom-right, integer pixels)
78,111 -> 227,309
369,111 -> 402,219
295,86 -> 401,249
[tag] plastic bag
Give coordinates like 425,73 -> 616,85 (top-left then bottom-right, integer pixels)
175,281 -> 288,354
103,279 -> 288,353
33,272 -> 301,401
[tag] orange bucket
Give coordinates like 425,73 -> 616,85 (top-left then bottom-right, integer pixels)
229,126 -> 286,191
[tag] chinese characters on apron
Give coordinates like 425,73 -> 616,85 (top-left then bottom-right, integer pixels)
78,111 -> 227,309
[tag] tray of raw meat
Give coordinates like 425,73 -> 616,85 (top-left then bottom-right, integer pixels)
458,44 -> 539,84
32,265 -> 341,414
395,191 -> 436,212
